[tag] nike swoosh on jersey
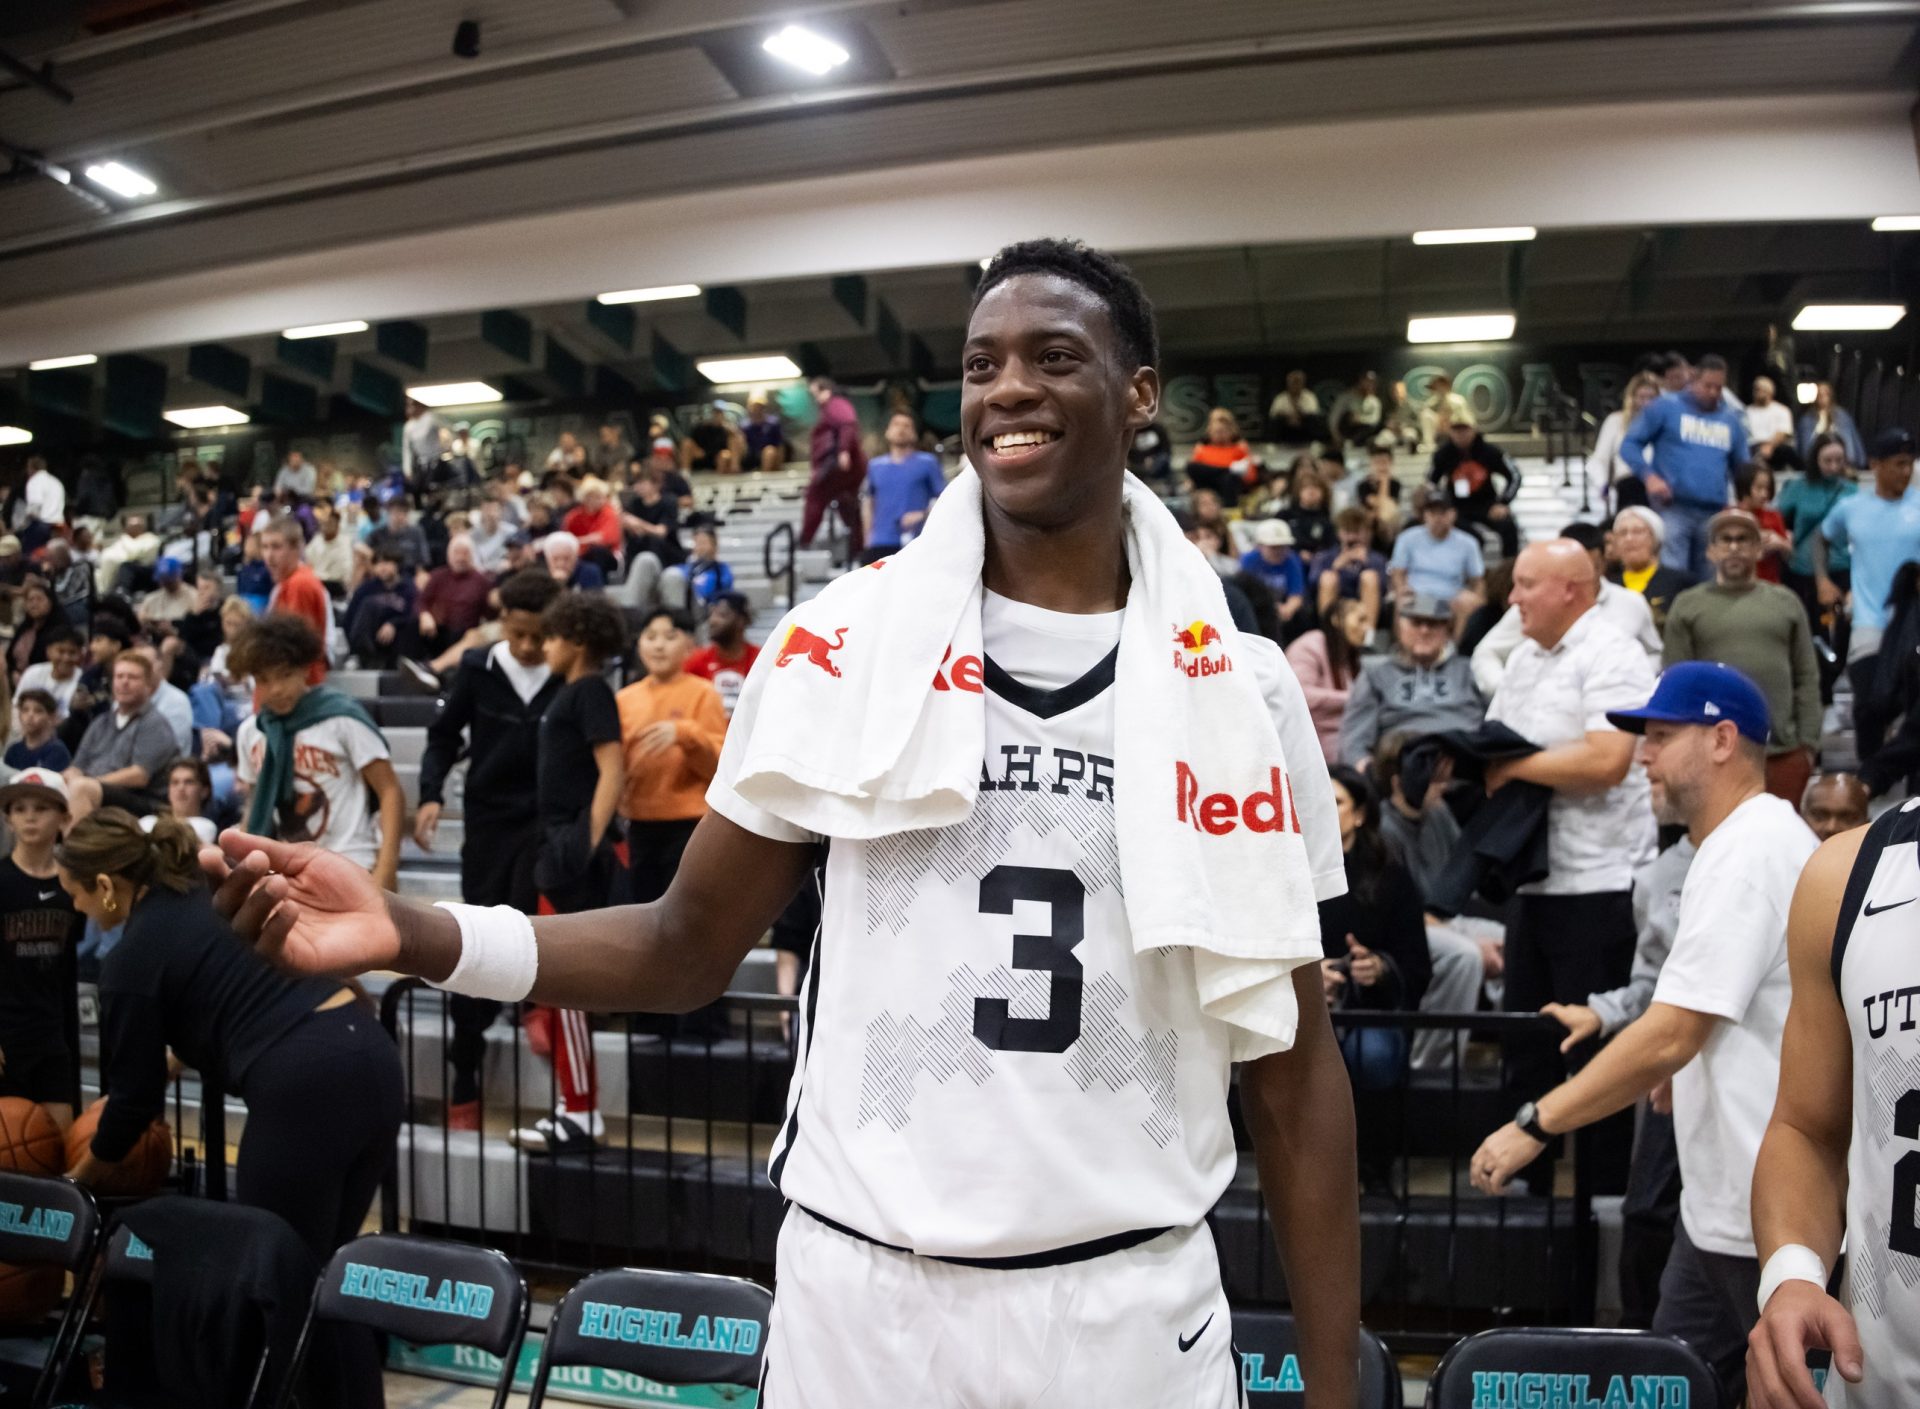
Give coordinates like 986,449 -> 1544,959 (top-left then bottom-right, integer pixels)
1178,1313 -> 1213,1353
1863,897 -> 1916,917
37,890 -> 56,901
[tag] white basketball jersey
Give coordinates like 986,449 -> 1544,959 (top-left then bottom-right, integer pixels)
1826,801 -> 1920,1407
710,591 -> 1341,1260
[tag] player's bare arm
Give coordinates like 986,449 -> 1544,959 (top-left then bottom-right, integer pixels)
204,811 -> 816,1013
1242,965 -> 1360,1409
1748,829 -> 1864,1409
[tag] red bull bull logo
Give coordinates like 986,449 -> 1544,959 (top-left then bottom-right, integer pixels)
775,624 -> 848,678
1171,619 -> 1233,678
1175,760 -> 1300,835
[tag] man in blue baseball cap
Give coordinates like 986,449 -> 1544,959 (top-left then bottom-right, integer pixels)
1472,659 -> 1818,1402
135,554 -> 195,631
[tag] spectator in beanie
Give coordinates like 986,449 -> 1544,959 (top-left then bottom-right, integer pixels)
1338,595 -> 1485,767
1604,506 -> 1693,633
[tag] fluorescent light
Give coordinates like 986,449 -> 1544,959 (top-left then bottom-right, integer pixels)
979,257 -> 993,269
163,405 -> 249,429
27,354 -> 96,371
282,319 -> 368,340
0,427 -> 31,446
84,160 -> 157,199
1796,381 -> 1820,405
596,284 -> 701,305
1407,313 -> 1516,344
696,354 -> 803,383
406,381 -> 503,407
1792,304 -> 1907,331
762,23 -> 850,76
1871,216 -> 1920,232
1412,226 -> 1537,245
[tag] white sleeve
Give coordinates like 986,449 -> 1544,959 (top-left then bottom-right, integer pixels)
1580,630 -> 1657,731
1653,852 -> 1785,1021
1246,636 -> 1348,901
235,720 -> 261,785
1470,604 -> 1524,696
705,615 -> 820,845
340,717 -> 391,771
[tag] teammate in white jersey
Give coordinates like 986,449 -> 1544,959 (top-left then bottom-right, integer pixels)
200,239 -> 1363,1407
1749,798 -> 1920,1407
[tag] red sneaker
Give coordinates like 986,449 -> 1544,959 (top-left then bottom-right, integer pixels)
446,1100 -> 480,1131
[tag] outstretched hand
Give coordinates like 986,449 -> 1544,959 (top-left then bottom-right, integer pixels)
200,830 -> 402,977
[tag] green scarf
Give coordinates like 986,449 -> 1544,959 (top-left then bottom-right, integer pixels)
244,685 -> 385,837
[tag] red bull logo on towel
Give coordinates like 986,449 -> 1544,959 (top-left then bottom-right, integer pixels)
1175,761 -> 1300,836
776,624 -> 847,678
1171,620 -> 1233,677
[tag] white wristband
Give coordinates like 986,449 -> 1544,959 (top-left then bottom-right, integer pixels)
431,902 -> 539,1003
1758,1243 -> 1828,1314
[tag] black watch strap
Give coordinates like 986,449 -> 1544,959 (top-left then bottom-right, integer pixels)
1515,1102 -> 1550,1142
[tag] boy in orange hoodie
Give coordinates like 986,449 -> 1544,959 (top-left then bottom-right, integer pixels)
615,607 -> 728,904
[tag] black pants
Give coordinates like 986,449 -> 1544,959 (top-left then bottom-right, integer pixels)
1652,1224 -> 1760,1405
1849,651 -> 1902,780
625,818 -> 723,1038
1503,890 -> 1637,1193
447,817 -> 540,1105
237,1001 -> 404,1409
1619,1106 -> 1682,1328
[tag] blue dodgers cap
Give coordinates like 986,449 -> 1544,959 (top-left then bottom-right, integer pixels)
155,555 -> 183,578
1606,660 -> 1771,745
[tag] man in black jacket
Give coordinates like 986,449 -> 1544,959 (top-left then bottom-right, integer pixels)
1429,415 -> 1521,560
413,568 -> 564,1128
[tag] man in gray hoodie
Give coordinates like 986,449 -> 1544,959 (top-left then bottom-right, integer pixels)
1338,593 -> 1485,767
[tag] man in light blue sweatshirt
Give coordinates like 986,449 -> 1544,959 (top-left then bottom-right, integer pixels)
1620,354 -> 1749,579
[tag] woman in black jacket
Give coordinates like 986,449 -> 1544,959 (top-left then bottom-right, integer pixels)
58,809 -> 403,1407
1320,766 -> 1432,1192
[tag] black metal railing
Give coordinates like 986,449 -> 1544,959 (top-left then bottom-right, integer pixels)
763,521 -> 796,613
371,982 -> 1596,1354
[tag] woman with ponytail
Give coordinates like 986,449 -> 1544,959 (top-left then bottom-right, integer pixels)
57,808 -> 402,1406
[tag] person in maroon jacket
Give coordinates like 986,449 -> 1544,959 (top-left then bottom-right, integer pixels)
800,376 -> 866,559
415,534 -> 494,660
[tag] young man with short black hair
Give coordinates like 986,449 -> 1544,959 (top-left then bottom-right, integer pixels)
212,238 -> 1360,1407
684,591 -> 758,717
861,410 -> 947,564
6,688 -> 70,772
413,568 -> 564,1128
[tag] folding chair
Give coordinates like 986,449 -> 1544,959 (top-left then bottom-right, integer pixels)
0,1171 -> 100,1409
1425,1326 -> 1722,1409
526,1267 -> 771,1407
1232,1309 -> 1401,1408
279,1233 -> 528,1409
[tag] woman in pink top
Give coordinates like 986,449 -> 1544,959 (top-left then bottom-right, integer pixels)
1285,598 -> 1369,762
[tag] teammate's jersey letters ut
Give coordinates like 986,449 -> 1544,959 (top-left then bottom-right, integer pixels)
770,639 -> 1241,1260
1827,800 -> 1920,1407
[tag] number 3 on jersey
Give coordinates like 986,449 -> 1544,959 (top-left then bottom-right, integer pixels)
1895,1088 -> 1920,1258
972,865 -> 1085,1054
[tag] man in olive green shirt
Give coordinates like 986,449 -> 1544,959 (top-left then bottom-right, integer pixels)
1662,508 -> 1823,802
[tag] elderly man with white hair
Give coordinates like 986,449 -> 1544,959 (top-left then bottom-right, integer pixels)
539,530 -> 605,592
416,533 -> 494,659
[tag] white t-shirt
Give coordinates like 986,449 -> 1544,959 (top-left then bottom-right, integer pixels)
1745,400 -> 1794,448
236,713 -> 389,867
707,590 -> 1343,1259
1653,791 -> 1816,1257
13,663 -> 81,721
1485,608 -> 1656,894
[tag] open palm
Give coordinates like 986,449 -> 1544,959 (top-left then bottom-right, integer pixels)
203,831 -> 401,977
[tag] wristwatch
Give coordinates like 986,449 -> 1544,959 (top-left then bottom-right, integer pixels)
1514,1101 -> 1551,1142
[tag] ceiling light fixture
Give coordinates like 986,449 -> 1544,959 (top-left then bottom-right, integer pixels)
1870,216 -> 1920,232
595,284 -> 702,306
1407,313 -> 1516,344
407,381 -> 504,407
762,24 -> 850,76
1411,226 -> 1537,245
163,405 -> 250,430
1792,304 -> 1907,331
84,160 -> 158,199
0,427 -> 31,446
27,354 -> 97,371
696,354 -> 803,383
282,320 -> 368,340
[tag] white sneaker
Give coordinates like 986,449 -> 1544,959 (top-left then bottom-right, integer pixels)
507,1109 -> 603,1154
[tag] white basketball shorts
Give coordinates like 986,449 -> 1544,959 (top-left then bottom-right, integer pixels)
758,1207 -> 1244,1408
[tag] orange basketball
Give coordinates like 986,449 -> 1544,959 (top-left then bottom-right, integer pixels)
0,1097 -> 64,1177
64,1099 -> 172,1197
0,1262 -> 62,1326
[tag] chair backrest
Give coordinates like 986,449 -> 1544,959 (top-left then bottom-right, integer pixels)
103,1222 -> 156,1285
0,1170 -> 98,1273
308,1233 -> 527,1358
528,1267 -> 772,1404
1233,1309 -> 1400,1409
1426,1327 -> 1722,1409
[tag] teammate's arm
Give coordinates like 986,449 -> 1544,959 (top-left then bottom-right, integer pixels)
1241,964 -> 1360,1409
206,810 -> 817,1014
1748,831 -> 1864,1409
